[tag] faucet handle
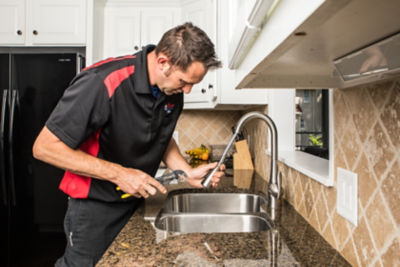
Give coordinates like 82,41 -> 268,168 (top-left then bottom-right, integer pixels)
268,171 -> 282,198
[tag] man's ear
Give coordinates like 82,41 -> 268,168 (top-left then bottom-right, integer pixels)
156,53 -> 170,72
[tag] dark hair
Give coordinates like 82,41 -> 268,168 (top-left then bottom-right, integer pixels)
155,22 -> 222,71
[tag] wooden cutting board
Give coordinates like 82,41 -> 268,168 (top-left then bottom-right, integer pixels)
233,140 -> 254,189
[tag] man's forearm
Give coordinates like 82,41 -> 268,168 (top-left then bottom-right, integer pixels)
162,138 -> 192,174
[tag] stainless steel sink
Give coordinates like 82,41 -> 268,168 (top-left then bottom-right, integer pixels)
155,213 -> 272,233
154,192 -> 273,233
164,193 -> 267,213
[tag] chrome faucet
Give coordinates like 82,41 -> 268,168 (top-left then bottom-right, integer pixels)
202,111 -> 281,219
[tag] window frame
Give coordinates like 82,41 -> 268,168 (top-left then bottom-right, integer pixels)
267,89 -> 334,187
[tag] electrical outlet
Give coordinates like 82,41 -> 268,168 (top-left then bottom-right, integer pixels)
337,167 -> 358,226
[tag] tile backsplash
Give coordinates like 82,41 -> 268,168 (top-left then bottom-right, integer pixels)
245,80 -> 400,266
175,110 -> 242,154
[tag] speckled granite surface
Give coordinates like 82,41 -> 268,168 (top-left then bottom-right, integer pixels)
96,173 -> 350,267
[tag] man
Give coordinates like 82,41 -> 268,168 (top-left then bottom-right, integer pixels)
32,22 -> 224,266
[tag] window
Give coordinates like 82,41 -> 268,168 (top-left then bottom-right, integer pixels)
295,89 -> 329,159
267,89 -> 334,186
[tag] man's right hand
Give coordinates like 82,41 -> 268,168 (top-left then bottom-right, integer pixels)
115,168 -> 167,198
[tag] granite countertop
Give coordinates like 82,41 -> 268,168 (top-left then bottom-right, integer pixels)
96,172 -> 350,267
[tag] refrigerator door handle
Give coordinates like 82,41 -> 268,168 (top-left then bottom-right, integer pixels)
1,89 -> 8,206
8,89 -> 17,206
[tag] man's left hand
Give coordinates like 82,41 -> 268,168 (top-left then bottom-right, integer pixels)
186,162 -> 226,188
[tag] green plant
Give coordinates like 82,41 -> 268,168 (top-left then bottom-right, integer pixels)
308,134 -> 323,147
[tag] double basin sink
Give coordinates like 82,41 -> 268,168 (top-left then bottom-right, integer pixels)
154,192 -> 274,233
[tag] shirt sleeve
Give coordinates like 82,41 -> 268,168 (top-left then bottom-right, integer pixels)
46,71 -> 110,149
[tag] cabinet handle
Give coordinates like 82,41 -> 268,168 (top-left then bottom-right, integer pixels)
17,30 -> 22,35
208,84 -> 213,89
134,46 -> 139,50
201,88 -> 206,94
33,30 -> 38,35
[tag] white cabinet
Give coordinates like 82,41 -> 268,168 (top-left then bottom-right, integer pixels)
28,0 -> 87,45
103,5 -> 179,58
0,0 -> 25,44
0,0 -> 87,46
141,10 -> 176,46
183,0 -> 268,109
103,7 -> 141,57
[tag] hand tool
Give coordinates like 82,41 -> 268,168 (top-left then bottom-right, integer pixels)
116,170 -> 187,198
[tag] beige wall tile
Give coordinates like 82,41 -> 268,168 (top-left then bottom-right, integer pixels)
373,259 -> 384,267
353,217 -> 378,266
323,186 -> 337,217
380,82 -> 400,150
315,192 -> 330,232
356,153 -> 378,208
367,81 -> 393,110
365,122 -> 396,180
341,120 -> 363,170
381,159 -> 400,226
381,237 -> 400,267
344,87 -> 378,143
365,192 -> 396,251
175,110 -> 242,154
303,181 -> 315,219
340,237 -> 361,267
322,222 -> 338,250
309,208 -> 320,232
331,212 -> 351,251
333,90 -> 351,144
334,145 -> 349,178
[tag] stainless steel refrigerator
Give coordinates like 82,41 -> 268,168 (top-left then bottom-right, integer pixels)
0,51 -> 84,266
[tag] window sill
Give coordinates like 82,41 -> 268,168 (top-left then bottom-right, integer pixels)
271,150 -> 334,187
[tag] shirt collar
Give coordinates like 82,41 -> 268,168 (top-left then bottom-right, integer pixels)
133,44 -> 156,94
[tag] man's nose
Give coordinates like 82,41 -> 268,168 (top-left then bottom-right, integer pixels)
182,84 -> 193,94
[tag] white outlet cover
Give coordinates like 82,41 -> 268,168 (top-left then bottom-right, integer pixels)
337,167 -> 358,226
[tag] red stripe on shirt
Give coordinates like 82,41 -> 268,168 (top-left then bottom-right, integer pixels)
82,55 -> 136,71
104,65 -> 135,97
59,130 -> 101,199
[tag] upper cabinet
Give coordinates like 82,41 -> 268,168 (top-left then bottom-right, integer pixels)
0,0 -> 25,44
102,4 -> 179,59
0,0 -> 87,46
182,0 -> 269,109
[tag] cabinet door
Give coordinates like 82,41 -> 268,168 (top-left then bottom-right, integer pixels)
104,7 -> 141,58
0,0 -> 25,45
28,0 -> 86,45
181,0 -> 216,105
141,9 -> 177,46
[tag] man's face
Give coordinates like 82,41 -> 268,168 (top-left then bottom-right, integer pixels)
158,61 -> 207,96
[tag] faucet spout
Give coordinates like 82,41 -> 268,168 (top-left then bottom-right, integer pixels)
202,111 -> 279,199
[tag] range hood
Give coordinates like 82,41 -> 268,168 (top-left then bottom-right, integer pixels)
234,0 -> 400,89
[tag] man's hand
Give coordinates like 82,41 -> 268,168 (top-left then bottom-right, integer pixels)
186,162 -> 225,188
115,168 -> 167,198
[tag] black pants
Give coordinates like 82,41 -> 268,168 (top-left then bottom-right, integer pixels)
55,198 -> 142,267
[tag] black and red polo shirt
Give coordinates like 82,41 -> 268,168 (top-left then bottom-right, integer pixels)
46,45 -> 183,202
